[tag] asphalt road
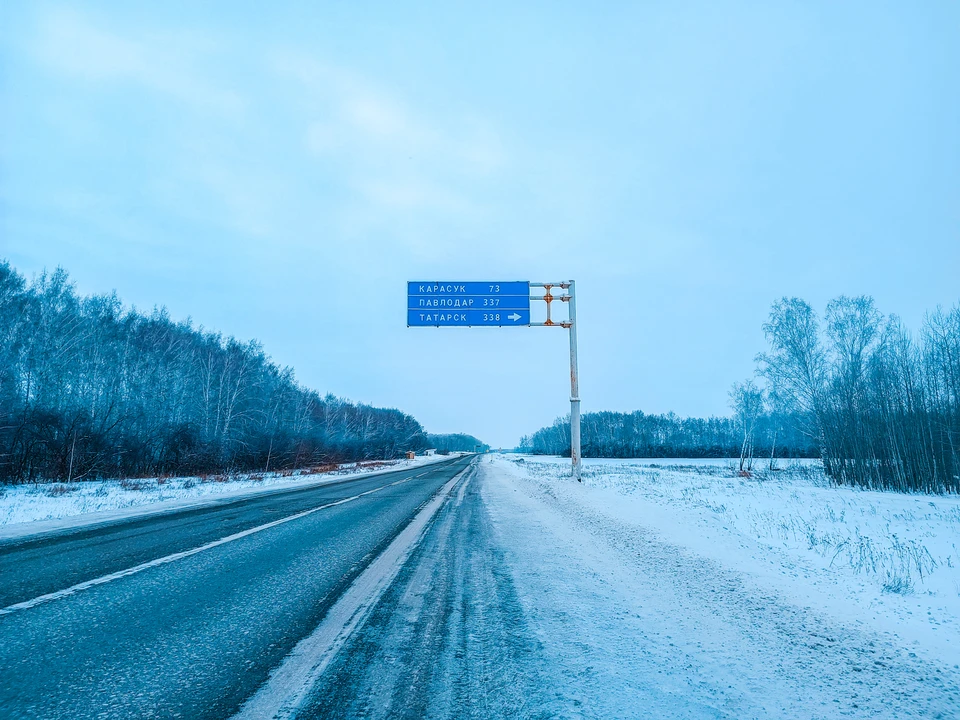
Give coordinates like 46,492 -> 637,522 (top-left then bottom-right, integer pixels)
0,455 -> 473,720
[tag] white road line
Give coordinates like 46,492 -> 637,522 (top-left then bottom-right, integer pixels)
232,465 -> 473,720
0,470 -> 437,617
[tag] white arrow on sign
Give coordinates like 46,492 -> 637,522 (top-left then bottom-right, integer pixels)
508,313 -> 522,322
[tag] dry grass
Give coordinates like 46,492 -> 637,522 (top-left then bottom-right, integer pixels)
44,484 -> 77,497
119,479 -> 149,491
305,463 -> 339,475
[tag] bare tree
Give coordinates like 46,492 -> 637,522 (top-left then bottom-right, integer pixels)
729,380 -> 764,472
758,295 -> 959,493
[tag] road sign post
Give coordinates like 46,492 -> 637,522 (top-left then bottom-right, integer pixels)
407,280 -> 582,482
568,281 -> 581,482
529,281 -> 580,482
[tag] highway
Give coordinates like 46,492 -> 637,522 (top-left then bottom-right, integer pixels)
3,454 -> 956,719
0,456 -> 474,719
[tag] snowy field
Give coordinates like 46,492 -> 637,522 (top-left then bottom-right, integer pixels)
482,455 -> 960,717
0,455 -> 454,535
506,455 -> 960,664
522,456 -> 957,594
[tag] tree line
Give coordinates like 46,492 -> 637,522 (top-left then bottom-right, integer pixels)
518,409 -> 817,460
521,295 -> 960,493
425,433 -> 490,453
0,262 -> 432,484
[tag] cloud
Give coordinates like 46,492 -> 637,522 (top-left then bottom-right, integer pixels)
274,52 -> 505,217
343,92 -> 415,143
32,6 -> 244,114
23,8 -> 511,248
358,177 -> 473,213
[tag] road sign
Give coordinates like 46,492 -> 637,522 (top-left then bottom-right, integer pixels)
407,309 -> 530,327
407,282 -> 530,326
408,295 -> 530,310
408,282 -> 529,297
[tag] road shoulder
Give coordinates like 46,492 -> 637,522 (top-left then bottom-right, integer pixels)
479,456 -> 960,719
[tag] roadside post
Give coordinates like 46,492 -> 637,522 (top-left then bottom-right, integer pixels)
407,281 -> 581,482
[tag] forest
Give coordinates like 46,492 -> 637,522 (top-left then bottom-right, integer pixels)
426,433 -> 490,453
518,411 -> 817,460
0,263 -> 431,484
522,296 -> 960,493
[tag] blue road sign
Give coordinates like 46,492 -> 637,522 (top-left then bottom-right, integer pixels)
408,282 -> 529,297
407,282 -> 531,326
407,309 -> 531,327
408,295 -> 530,310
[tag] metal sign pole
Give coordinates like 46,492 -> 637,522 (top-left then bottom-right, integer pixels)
567,281 -> 581,482
530,281 -> 581,483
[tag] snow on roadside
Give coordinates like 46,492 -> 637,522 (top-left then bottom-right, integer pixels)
481,454 -> 960,718
504,455 -> 960,666
0,455 -> 456,533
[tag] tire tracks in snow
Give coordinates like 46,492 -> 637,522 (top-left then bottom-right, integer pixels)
294,464 -> 550,719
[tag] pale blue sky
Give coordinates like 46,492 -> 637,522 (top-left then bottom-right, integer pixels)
2,2 -> 958,447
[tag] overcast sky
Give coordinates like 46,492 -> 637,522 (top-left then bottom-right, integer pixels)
2,2 -> 958,448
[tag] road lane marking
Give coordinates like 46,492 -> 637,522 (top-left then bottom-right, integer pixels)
232,464 -> 474,720
0,466 -> 460,617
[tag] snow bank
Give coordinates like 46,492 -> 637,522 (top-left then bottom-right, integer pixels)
504,455 -> 960,666
0,455 -> 457,537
